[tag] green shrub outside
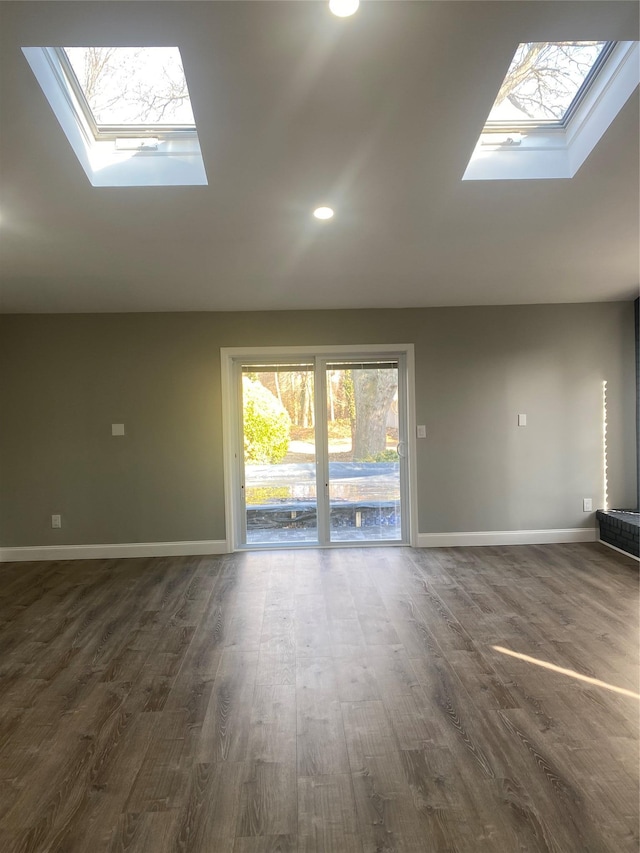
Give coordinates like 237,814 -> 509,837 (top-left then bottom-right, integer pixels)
245,486 -> 291,505
243,377 -> 291,463
360,448 -> 399,462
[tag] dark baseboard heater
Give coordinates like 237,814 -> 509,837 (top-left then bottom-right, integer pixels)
596,510 -> 639,559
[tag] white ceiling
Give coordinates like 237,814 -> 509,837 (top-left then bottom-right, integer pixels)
0,0 -> 638,313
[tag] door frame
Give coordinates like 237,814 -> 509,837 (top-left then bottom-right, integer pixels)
220,344 -> 418,550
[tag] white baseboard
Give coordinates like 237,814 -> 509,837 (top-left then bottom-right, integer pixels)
598,538 -> 640,561
1,530 -> 603,561
0,539 -> 229,563
416,527 -> 597,548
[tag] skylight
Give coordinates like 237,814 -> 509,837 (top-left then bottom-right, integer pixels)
60,47 -> 196,134
485,41 -> 611,126
463,40 -> 639,181
22,45 -> 207,187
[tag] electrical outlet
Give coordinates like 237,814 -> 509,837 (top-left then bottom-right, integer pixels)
51,514 -> 62,528
583,498 -> 593,512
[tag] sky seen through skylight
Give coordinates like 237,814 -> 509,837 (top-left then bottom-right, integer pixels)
63,47 -> 195,128
486,41 -> 609,124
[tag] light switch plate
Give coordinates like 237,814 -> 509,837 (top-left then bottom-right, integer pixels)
417,425 -> 427,439
518,413 -> 527,427
112,423 -> 125,436
583,498 -> 593,512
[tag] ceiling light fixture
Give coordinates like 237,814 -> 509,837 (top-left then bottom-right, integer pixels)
329,0 -> 360,18
313,207 -> 334,220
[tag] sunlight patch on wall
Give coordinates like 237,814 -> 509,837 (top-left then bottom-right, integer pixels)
602,380 -> 608,512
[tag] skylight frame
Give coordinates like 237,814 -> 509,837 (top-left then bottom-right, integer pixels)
22,45 -> 207,187
483,40 -> 617,133
463,40 -> 639,181
54,47 -> 198,141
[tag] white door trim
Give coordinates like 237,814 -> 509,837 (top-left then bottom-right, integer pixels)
220,344 -> 418,550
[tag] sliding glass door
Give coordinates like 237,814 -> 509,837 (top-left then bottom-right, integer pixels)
241,363 -> 318,545
326,361 -> 402,542
230,350 -> 410,548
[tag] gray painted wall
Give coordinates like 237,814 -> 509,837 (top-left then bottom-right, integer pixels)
0,304 -> 635,547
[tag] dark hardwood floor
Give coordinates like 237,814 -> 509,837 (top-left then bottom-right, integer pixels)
0,543 -> 638,852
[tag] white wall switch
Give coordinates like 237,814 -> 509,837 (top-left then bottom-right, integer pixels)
583,498 -> 593,512
417,424 -> 427,439
111,423 -> 125,436
51,514 -> 62,528
518,414 -> 527,426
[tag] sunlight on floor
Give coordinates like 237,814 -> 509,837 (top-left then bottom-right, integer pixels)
491,644 -> 640,700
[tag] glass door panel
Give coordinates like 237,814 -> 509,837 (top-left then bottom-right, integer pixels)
241,364 -> 318,545
325,361 -> 402,542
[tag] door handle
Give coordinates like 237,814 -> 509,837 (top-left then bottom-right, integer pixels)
396,441 -> 407,458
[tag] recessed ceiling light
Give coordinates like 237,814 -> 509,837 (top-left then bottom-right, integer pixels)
329,0 -> 360,18
313,207 -> 334,220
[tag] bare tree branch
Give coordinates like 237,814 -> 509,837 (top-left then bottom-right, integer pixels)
491,41 -> 606,121
66,47 -> 193,126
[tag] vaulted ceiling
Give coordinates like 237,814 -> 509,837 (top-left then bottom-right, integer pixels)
0,1 -> 638,313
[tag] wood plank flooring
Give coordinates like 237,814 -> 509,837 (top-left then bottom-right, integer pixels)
0,543 -> 638,852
